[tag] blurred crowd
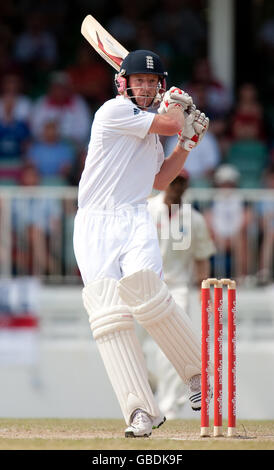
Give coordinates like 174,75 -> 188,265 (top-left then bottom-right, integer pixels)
0,0 -> 274,283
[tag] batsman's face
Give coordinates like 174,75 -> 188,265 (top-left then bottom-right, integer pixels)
128,74 -> 159,108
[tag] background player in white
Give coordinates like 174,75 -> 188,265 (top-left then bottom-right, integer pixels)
73,49 -> 209,437
147,170 -> 216,418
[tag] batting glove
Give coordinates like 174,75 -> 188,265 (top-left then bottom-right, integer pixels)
158,86 -> 193,114
178,106 -> 209,151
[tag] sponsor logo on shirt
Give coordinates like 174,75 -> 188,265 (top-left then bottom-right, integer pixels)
133,108 -> 140,115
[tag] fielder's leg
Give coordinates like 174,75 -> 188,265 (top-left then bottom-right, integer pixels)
82,277 -> 164,437
118,269 -> 202,408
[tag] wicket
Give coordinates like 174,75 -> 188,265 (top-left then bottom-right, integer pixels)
201,278 -> 236,438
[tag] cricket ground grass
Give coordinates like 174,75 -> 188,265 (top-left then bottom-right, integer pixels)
0,418 -> 273,450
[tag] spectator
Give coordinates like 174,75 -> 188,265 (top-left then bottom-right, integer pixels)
26,119 -> 76,185
226,112 -> 269,188
264,84 -> 274,140
107,1 -> 139,50
164,129 -> 221,188
66,43 -> 112,109
0,31 -> 18,85
13,11 -> 58,76
12,162 -> 62,276
184,57 -> 233,118
183,79 -> 232,159
256,15 -> 274,107
0,94 -> 31,185
208,114 -> 231,158
152,0 -> 206,59
0,18 -> 14,55
146,170 -> 216,418
229,83 -> 266,143
257,164 -> 274,284
0,72 -> 32,123
258,16 -> 274,59
136,20 -> 157,52
31,71 -> 92,146
204,164 -> 253,280
235,82 -> 264,121
136,20 -> 175,73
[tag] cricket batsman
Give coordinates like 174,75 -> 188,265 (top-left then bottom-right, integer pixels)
73,49 -> 209,437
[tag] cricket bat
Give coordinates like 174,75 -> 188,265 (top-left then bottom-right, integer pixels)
81,15 -> 129,71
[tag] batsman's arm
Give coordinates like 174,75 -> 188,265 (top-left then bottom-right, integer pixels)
149,107 -> 184,136
153,143 -> 190,191
150,107 -> 188,190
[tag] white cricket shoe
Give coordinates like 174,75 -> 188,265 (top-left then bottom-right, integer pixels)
189,390 -> 202,410
152,414 -> 166,429
188,374 -> 213,411
188,374 -> 202,410
125,409 -> 153,438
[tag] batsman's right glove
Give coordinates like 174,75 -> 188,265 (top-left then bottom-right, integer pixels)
178,106 -> 209,151
158,86 -> 193,114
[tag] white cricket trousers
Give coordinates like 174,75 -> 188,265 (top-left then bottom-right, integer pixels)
73,206 -> 163,285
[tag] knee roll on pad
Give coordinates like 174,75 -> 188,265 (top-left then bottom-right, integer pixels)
118,269 -> 201,383
83,278 -> 132,339
82,278 -> 160,424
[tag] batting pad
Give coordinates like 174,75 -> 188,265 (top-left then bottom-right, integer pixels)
118,270 -> 201,383
82,278 -> 160,424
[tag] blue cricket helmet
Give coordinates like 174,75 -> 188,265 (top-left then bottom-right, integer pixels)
115,50 -> 168,108
120,50 -> 168,77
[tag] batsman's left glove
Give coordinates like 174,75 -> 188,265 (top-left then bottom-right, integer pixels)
178,106 -> 209,151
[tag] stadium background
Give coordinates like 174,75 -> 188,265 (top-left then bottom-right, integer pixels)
0,0 -> 274,421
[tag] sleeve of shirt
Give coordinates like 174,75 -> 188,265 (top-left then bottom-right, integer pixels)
191,210 -> 216,260
100,98 -> 155,139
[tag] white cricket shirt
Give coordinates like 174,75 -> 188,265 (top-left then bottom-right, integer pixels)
78,96 -> 164,210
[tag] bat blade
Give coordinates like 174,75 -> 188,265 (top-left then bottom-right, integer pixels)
81,15 -> 128,71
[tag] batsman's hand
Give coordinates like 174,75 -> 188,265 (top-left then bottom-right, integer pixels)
178,106 -> 209,151
158,86 -> 193,114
